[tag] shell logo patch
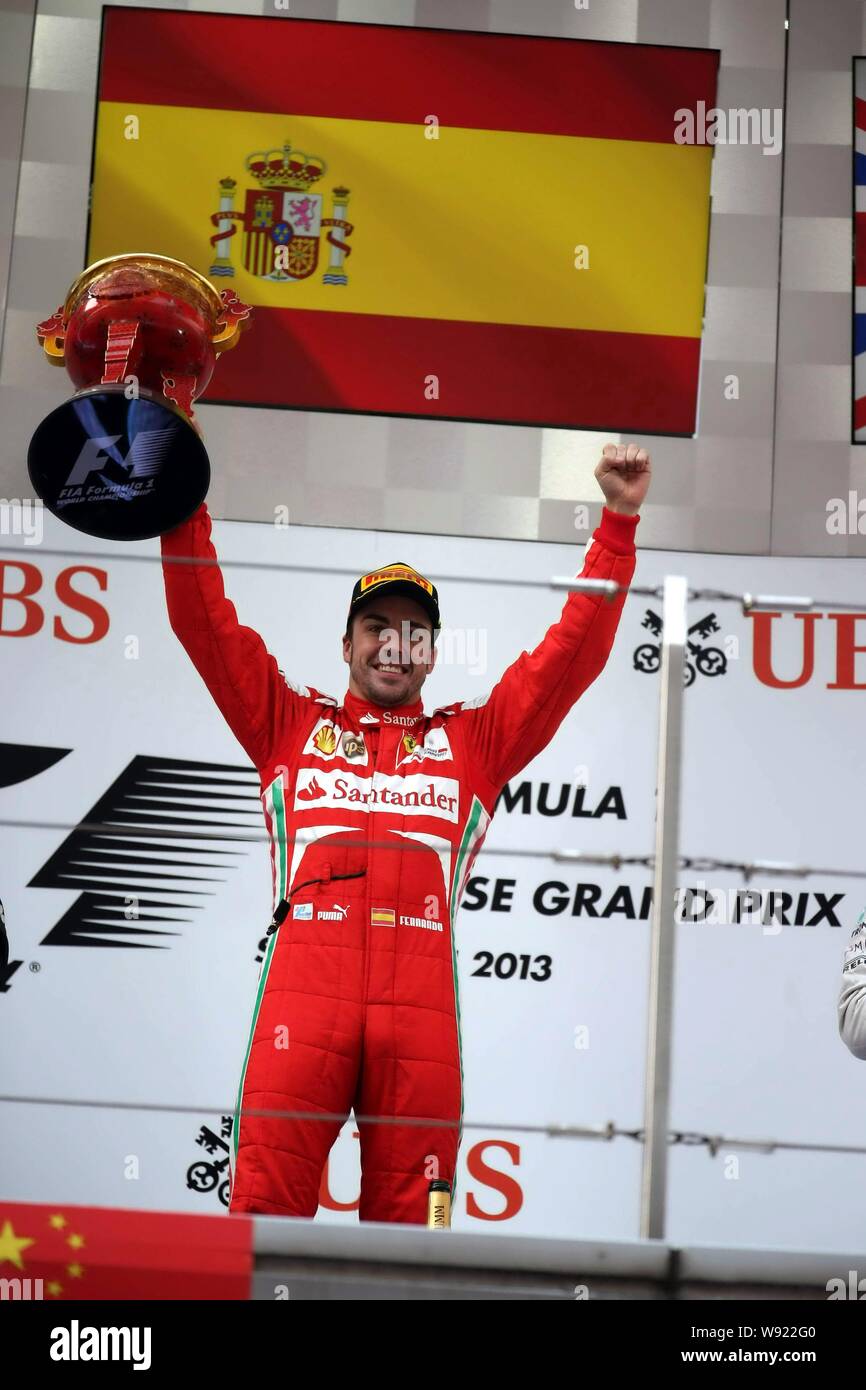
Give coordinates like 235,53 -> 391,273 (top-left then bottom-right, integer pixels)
313,726 -> 338,755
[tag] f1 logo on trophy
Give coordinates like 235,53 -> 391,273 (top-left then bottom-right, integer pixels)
28,253 -> 251,540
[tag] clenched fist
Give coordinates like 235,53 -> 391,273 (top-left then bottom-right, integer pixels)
595,443 -> 651,517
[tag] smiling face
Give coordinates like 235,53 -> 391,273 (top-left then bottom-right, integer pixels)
343,594 -> 437,707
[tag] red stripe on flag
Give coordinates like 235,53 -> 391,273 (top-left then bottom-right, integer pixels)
99,8 -> 718,143
856,97 -> 866,132
855,394 -> 866,432
204,307 -> 700,434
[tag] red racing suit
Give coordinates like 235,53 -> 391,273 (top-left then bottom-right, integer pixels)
161,503 -> 638,1222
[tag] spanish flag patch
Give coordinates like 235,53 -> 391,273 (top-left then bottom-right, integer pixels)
370,908 -> 396,928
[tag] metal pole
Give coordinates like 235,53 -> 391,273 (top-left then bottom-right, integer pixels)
640,575 -> 687,1239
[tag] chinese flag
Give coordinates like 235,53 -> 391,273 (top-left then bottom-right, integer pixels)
0,1201 -> 252,1300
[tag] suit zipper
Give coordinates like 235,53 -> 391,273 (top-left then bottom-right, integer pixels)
361,723 -> 386,1005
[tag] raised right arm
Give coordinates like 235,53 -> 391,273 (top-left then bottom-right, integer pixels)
160,502 -> 308,771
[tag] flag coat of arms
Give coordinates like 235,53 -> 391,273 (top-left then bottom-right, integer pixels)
89,9 -> 719,433
239,186 -> 324,281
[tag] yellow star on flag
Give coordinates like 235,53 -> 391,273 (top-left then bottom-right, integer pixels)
47,1281 -> 63,1297
49,1214 -> 67,1230
0,1220 -> 35,1270
67,1233 -> 85,1250
67,1263 -> 84,1279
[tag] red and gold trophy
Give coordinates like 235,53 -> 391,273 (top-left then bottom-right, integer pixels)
28,253 -> 251,540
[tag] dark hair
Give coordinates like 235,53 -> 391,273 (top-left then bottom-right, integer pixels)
344,605 -> 436,644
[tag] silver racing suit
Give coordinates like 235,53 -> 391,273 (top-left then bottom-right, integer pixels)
839,908 -> 866,1058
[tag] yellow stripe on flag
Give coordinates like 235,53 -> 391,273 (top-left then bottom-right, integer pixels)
90,103 -> 712,337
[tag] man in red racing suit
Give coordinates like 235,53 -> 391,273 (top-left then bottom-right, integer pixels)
160,444 -> 649,1223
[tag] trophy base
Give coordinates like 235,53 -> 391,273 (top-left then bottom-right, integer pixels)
28,385 -> 210,541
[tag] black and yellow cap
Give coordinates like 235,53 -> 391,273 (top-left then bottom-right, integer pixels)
347,561 -> 441,632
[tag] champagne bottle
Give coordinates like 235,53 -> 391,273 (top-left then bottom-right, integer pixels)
427,1179 -> 451,1229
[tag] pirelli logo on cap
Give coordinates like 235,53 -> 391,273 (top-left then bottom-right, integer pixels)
349,559 -> 440,632
371,907 -> 396,927
360,566 -> 433,596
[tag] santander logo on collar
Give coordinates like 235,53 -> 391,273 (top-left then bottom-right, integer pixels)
382,710 -> 422,727
344,691 -> 423,729
357,709 -> 422,727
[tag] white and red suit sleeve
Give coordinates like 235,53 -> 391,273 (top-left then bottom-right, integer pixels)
160,502 -> 306,771
456,506 -> 638,789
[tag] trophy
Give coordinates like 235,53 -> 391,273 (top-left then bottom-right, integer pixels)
28,253 -> 251,540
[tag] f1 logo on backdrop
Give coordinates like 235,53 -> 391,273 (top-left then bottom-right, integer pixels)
27,754 -> 260,949
0,746 -> 260,993
0,743 -> 73,992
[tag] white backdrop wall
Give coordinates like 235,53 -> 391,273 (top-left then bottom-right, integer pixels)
1,508 -> 865,1250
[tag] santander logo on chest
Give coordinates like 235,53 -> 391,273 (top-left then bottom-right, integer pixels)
294,768 -> 460,822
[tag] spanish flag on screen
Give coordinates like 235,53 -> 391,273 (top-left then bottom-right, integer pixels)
89,9 -> 718,433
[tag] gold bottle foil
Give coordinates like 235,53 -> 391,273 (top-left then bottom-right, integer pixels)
427,1182 -> 451,1229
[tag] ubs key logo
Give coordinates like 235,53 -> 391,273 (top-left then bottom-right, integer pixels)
186,1117 -> 233,1208
634,609 -> 728,687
